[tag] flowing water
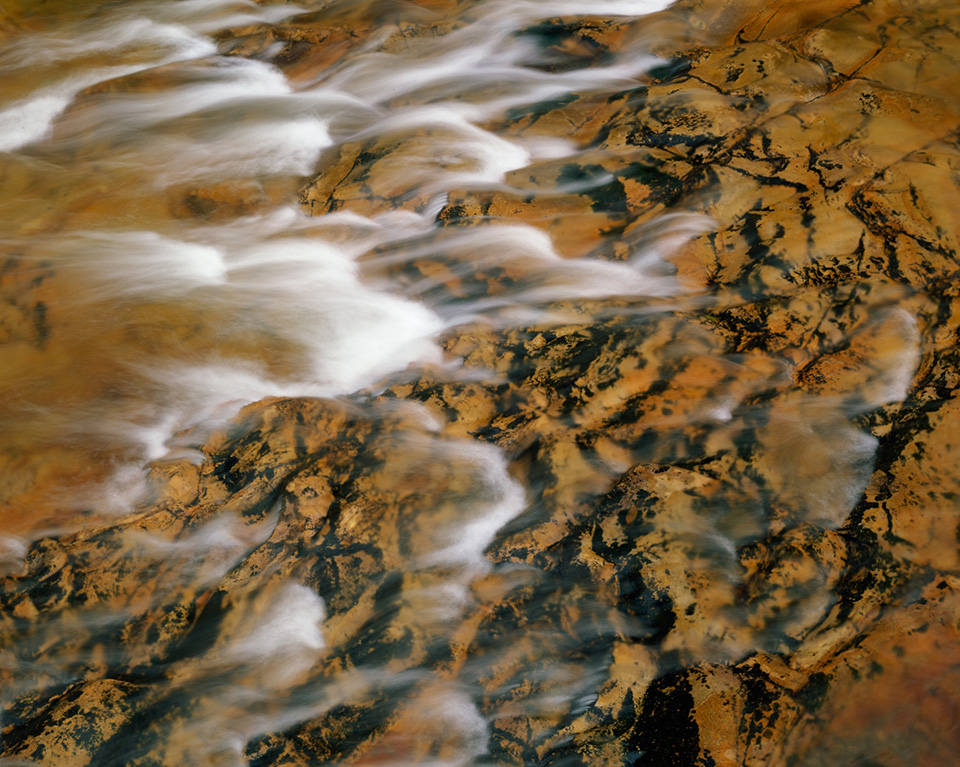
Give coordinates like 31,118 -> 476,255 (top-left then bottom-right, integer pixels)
0,2 -> 685,761
0,0 -> 951,764
0,0 -> 685,532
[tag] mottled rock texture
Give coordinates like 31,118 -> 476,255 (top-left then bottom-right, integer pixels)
4,0 -> 960,765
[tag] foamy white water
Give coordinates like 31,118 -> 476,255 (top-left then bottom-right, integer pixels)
42,231 -> 227,297
0,0 -> 717,564
221,582 -> 326,685
0,3 -> 692,489
0,18 -> 216,151
0,0 -> 698,762
2,1 -> 937,766
420,439 -> 527,572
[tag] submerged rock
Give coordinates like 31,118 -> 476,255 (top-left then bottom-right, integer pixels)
4,0 -> 960,765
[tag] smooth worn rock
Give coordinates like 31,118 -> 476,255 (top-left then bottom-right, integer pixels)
4,0 -> 960,765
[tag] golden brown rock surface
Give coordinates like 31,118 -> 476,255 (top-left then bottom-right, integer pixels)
4,0 -> 960,765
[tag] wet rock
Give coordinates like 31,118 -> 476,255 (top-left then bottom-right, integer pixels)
7,0 -> 960,765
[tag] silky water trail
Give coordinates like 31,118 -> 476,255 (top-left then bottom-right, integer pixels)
0,0 -> 937,765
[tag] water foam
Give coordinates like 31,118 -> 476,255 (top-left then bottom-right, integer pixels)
423,439 -> 527,572
51,58 -> 295,142
151,112 -> 332,185
352,106 -> 532,186
0,0 -> 702,761
0,18 -> 216,152
220,233 -> 444,391
49,231 -> 227,297
221,582 -> 326,685
146,0 -> 305,32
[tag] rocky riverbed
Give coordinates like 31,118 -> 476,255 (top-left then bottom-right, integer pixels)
2,0 -> 960,765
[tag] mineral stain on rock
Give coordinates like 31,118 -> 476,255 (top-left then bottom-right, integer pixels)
2,0 -> 960,765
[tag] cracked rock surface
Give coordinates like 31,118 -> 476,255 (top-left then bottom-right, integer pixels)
3,0 -> 960,765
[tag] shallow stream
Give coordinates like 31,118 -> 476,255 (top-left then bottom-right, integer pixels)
1,0 -> 956,765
